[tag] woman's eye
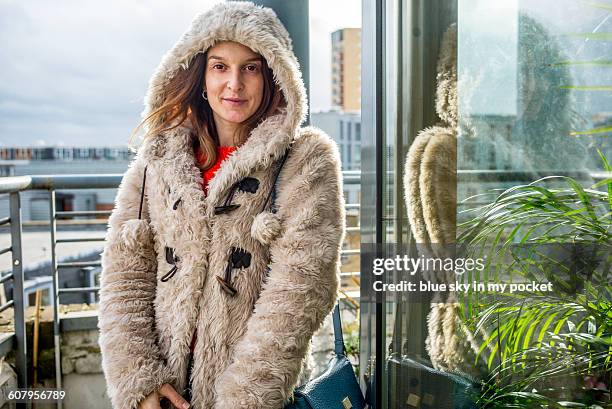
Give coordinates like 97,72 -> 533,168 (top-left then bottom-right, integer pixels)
245,65 -> 259,72
212,64 -> 224,70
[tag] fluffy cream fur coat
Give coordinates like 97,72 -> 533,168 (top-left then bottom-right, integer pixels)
97,3 -> 345,409
403,24 -> 488,378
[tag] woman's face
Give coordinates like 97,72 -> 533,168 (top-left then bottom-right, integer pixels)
204,41 -> 264,129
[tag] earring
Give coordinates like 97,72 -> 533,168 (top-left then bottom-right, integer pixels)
202,90 -> 208,100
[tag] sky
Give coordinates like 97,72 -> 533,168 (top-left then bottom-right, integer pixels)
0,0 -> 361,147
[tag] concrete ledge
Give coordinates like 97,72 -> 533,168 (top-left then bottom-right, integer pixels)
0,333 -> 14,358
60,310 -> 98,333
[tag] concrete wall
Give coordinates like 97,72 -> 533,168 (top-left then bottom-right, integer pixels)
61,330 -> 110,409
0,361 -> 17,409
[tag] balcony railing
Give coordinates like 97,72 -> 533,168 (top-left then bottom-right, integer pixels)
0,171 -> 361,407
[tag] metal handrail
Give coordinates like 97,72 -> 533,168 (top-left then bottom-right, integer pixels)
0,174 -> 122,194
0,300 -> 15,313
0,171 -> 361,193
0,272 -> 14,285
56,237 -> 106,243
57,287 -> 100,294
55,210 -> 112,218
57,261 -> 102,269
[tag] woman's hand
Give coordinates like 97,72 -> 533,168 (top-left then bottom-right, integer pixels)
138,384 -> 190,409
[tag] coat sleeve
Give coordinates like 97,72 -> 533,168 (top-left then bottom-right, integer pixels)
98,157 -> 175,409
213,129 -> 346,409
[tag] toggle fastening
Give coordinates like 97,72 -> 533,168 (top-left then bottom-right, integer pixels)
216,247 -> 251,296
160,246 -> 180,282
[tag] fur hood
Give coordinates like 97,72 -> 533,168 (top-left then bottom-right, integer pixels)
98,3 -> 344,409
142,1 -> 307,135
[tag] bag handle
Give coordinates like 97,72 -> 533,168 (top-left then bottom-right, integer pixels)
332,302 -> 346,356
261,146 -> 291,213
138,165 -> 148,220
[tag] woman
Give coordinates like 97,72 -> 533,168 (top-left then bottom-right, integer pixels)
97,2 -> 345,409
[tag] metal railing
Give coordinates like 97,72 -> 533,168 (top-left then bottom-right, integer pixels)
0,171 -> 361,408
0,175 -> 119,409
1,192 -> 27,405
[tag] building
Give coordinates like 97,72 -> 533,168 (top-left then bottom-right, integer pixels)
317,27 -> 363,206
311,111 -> 361,171
0,146 -> 132,162
311,111 -> 361,205
0,147 -> 133,222
331,28 -> 361,112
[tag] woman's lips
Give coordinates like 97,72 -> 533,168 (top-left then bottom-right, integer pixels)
222,98 -> 246,106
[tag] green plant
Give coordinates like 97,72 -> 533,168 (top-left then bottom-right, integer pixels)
343,319 -> 361,376
457,152 -> 611,408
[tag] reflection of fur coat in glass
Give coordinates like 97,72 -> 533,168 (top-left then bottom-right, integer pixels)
403,24 -> 485,378
98,3 -> 345,409
404,14 -> 587,378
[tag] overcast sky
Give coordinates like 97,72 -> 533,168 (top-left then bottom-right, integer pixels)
0,0 -> 361,147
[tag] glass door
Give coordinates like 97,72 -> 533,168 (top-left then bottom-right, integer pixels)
361,0 -> 610,408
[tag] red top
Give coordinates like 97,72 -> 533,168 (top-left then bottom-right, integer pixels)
190,144 -> 236,353
195,145 -> 237,195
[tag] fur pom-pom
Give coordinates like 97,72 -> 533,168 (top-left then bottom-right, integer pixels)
251,212 -> 282,245
119,219 -> 153,250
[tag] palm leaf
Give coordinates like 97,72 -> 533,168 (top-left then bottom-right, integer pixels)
570,125 -> 612,136
580,0 -> 612,12
560,85 -> 612,91
552,60 -> 612,66
565,32 -> 612,40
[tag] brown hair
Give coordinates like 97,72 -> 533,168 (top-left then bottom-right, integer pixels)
130,48 -> 285,170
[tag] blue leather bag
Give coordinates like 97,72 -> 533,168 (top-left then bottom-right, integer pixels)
284,303 -> 367,409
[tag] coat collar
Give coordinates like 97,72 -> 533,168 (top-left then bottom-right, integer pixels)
140,112 -> 294,214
